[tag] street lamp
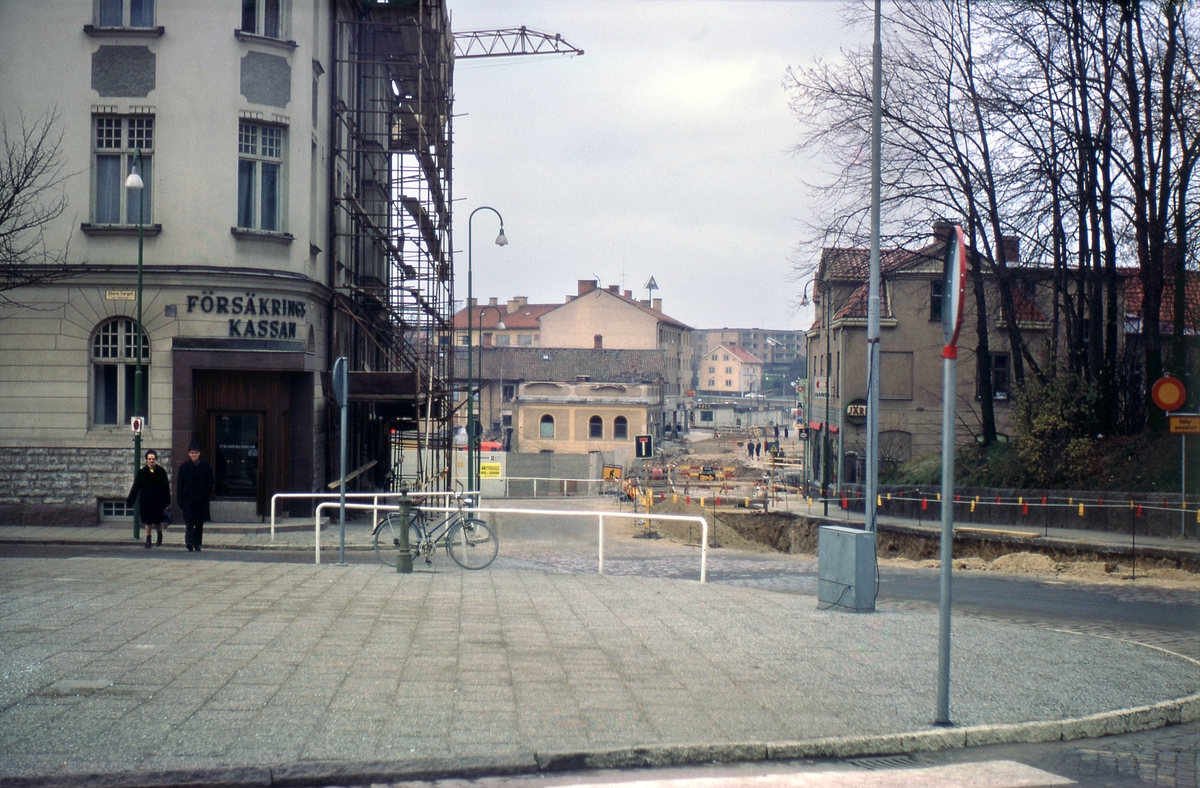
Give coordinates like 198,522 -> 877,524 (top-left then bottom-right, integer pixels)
125,150 -> 145,540
466,207 -> 507,501
799,279 -> 817,499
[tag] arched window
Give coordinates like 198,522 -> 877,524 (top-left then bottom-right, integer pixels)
613,416 -> 628,439
92,318 -> 149,426
539,414 -> 555,438
588,415 -> 603,439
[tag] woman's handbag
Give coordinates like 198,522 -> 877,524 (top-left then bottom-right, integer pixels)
162,506 -> 172,525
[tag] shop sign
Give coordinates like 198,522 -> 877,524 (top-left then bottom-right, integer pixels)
845,397 -> 867,425
185,290 -> 309,339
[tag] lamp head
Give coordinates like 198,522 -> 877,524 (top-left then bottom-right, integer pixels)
496,320 -> 506,330
125,166 -> 144,190
494,228 -> 508,247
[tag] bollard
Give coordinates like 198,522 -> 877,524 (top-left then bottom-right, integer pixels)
396,492 -> 413,574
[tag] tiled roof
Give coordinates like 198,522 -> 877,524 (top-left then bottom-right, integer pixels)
1122,269 -> 1200,333
457,347 -> 669,383
833,282 -> 891,320
451,303 -> 558,330
819,244 -> 935,280
708,344 -> 762,364
1011,288 -> 1048,323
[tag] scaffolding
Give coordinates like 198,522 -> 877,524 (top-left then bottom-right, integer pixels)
330,0 -> 455,493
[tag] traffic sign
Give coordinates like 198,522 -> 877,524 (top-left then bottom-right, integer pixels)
942,224 -> 967,349
1152,376 -> 1186,412
635,434 -> 654,459
1169,416 -> 1200,434
130,417 -> 143,434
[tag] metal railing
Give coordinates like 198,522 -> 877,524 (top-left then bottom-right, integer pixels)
310,501 -> 710,581
270,490 -> 475,540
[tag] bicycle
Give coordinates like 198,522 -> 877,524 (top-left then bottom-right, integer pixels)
373,500 -> 498,570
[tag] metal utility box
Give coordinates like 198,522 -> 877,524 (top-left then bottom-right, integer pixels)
817,525 -> 876,612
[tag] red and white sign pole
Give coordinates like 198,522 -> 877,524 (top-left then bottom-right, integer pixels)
937,224 -> 968,726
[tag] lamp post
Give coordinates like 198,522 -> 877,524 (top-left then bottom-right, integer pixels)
466,207 -> 507,501
799,279 -> 818,502
125,150 -> 145,540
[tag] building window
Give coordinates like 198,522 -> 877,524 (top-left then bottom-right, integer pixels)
240,0 -> 285,39
930,281 -> 944,322
707,379 -> 715,387
97,0 -> 154,28
613,416 -> 628,439
589,415 -> 603,439
495,334 -> 510,346
539,414 -> 555,438
91,319 -> 149,426
94,115 -> 153,225
459,333 -> 469,346
708,366 -> 715,373
699,411 -> 714,423
501,384 -> 515,403
725,380 -> 732,387
518,334 -> 534,346
502,414 -> 512,427
237,122 -> 284,232
725,367 -> 732,374
988,353 -> 1010,400
99,499 -> 136,519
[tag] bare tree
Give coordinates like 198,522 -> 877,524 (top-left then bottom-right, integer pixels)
0,108 -> 79,305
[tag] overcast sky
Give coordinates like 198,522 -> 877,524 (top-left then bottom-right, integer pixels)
448,0 -> 860,332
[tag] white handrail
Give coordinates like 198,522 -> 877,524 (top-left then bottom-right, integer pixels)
270,490 -> 475,540
310,501 -> 709,581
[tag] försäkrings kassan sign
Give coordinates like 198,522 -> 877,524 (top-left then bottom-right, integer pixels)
186,290 -> 310,339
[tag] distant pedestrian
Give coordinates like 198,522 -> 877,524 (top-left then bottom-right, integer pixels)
784,426 -> 789,439
755,441 -> 762,458
127,449 -> 171,549
747,441 -> 754,459
774,425 -> 780,439
177,440 -> 214,552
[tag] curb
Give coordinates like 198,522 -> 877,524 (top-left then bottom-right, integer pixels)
6,693 -> 1197,788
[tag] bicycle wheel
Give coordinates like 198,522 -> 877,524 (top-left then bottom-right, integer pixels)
373,513 -> 421,568
445,518 -> 498,570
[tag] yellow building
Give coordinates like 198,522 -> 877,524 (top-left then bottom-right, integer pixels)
699,344 -> 763,395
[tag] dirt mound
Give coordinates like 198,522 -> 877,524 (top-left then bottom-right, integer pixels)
646,498 -> 772,552
989,551 -> 1060,574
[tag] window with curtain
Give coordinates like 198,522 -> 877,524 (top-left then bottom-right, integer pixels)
93,115 -> 153,225
92,319 -> 149,427
237,122 -> 284,232
97,0 -> 154,28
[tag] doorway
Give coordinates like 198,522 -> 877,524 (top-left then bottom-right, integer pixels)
213,412 -> 263,500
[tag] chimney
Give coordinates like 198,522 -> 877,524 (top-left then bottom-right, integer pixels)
607,284 -> 619,293
932,221 -> 956,242
624,290 -> 632,299
467,297 -> 477,309
593,334 -> 603,350
577,279 -> 597,296
1001,235 -> 1020,264
506,296 -> 527,314
482,333 -> 493,348
488,297 -> 498,307
652,298 -> 662,312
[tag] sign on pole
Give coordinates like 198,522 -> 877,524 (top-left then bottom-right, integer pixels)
1169,416 -> 1200,434
130,416 -> 143,434
635,434 -> 654,459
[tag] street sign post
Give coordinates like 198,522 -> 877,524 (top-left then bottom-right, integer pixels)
1153,376 -> 1192,537
937,223 -> 967,726
332,357 -> 349,565
634,434 -> 654,459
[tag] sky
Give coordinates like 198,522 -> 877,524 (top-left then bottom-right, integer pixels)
447,0 -> 861,333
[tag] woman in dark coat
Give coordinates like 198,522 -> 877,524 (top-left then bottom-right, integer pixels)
127,449 -> 171,548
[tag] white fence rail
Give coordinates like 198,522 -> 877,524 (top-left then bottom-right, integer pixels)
310,502 -> 709,582
270,491 -> 475,540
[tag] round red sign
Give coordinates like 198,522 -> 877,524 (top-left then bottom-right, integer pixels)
1151,376 -> 1186,412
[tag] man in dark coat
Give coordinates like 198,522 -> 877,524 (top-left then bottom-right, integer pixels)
177,440 -> 214,552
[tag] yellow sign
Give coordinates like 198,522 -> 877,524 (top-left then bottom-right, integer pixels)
602,464 -> 622,480
105,290 -> 136,301
1169,416 -> 1200,434
478,462 -> 502,478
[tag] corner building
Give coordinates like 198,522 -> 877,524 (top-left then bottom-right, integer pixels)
0,1 -> 457,524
